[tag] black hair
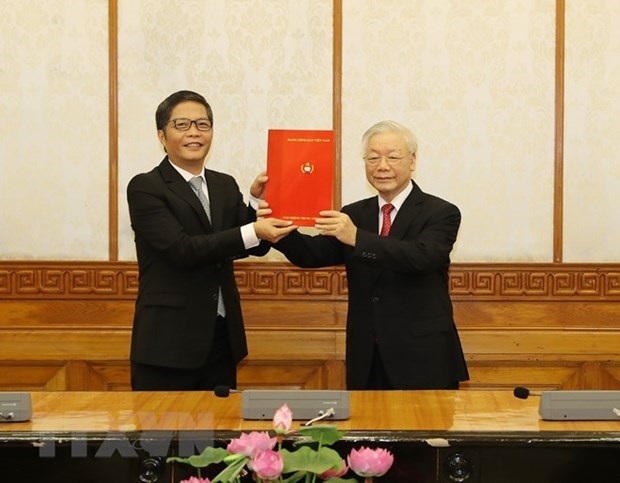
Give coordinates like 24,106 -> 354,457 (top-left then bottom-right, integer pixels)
155,90 -> 213,130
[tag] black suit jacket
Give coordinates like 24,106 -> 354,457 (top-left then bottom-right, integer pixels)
275,181 -> 469,389
127,158 -> 268,370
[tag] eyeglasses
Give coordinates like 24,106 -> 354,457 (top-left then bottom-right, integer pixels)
363,154 -> 407,166
168,118 -> 213,132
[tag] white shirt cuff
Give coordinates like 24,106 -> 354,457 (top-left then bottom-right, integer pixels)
248,194 -> 261,211
241,223 -> 260,249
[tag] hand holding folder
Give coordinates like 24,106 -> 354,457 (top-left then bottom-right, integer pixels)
265,129 -> 334,227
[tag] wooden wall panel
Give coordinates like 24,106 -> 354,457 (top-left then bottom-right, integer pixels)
454,301 -> 620,328
0,300 -> 134,328
462,362 -> 583,391
0,363 -> 68,391
238,360 -> 345,390
1,261 -> 619,391
82,362 -> 132,391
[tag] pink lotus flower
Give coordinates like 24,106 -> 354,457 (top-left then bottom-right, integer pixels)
226,431 -> 277,458
272,403 -> 293,434
319,458 -> 348,479
179,477 -> 210,483
249,449 -> 284,480
347,447 -> 394,478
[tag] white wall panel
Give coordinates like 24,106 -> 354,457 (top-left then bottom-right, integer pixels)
117,0 -> 333,260
0,0 -> 109,259
564,0 -> 620,262
342,0 -> 556,261
2,0 -> 618,264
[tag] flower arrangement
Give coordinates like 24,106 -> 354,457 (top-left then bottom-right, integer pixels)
168,403 -> 394,483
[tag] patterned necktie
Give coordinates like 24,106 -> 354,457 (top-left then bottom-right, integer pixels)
188,176 -> 226,317
380,203 -> 394,236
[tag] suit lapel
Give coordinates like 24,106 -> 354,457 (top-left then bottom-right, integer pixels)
204,169 -> 224,231
389,181 -> 424,238
357,197 -> 381,234
158,158 -> 213,231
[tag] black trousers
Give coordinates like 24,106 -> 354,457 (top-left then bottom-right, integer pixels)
131,317 -> 236,391
365,343 -> 459,390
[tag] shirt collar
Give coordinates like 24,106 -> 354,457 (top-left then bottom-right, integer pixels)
167,158 -> 206,184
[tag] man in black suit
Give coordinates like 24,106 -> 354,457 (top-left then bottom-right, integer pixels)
127,90 -> 294,391
266,120 -> 469,390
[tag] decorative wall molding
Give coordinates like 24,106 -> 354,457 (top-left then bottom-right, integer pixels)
0,262 -> 139,299
0,261 -> 619,301
449,263 -> 620,300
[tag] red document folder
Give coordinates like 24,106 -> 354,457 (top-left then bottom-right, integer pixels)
266,129 -> 334,226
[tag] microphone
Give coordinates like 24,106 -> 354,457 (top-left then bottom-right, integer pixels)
214,385 -> 241,398
513,386 -> 542,399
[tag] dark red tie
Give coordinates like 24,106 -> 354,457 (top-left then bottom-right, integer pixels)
380,204 -> 394,236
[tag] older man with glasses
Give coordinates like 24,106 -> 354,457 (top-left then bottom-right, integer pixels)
262,120 -> 469,391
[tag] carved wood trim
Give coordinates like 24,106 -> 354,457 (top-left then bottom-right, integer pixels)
0,261 -> 618,301
449,263 -> 620,300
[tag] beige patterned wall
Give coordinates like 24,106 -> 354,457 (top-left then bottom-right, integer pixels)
116,0 -> 333,260
1,1 -> 619,263
0,0 -> 109,259
564,0 -> 620,262
342,0 -> 556,262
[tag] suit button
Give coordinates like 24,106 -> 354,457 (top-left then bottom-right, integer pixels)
212,293 -> 218,301
372,297 -> 379,303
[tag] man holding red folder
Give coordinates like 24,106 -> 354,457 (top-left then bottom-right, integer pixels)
127,90 -> 294,391
262,120 -> 469,390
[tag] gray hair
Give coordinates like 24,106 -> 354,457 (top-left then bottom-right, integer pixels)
361,120 -> 418,156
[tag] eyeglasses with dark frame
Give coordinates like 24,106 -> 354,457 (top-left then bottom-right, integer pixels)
167,118 -> 213,132
363,154 -> 407,166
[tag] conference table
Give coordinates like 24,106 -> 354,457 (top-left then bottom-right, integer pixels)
1,390 -> 619,482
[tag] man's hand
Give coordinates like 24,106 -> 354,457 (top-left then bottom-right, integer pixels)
315,210 -> 357,246
255,199 -> 272,219
254,218 -> 298,243
254,203 -> 297,242
250,171 -> 268,199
